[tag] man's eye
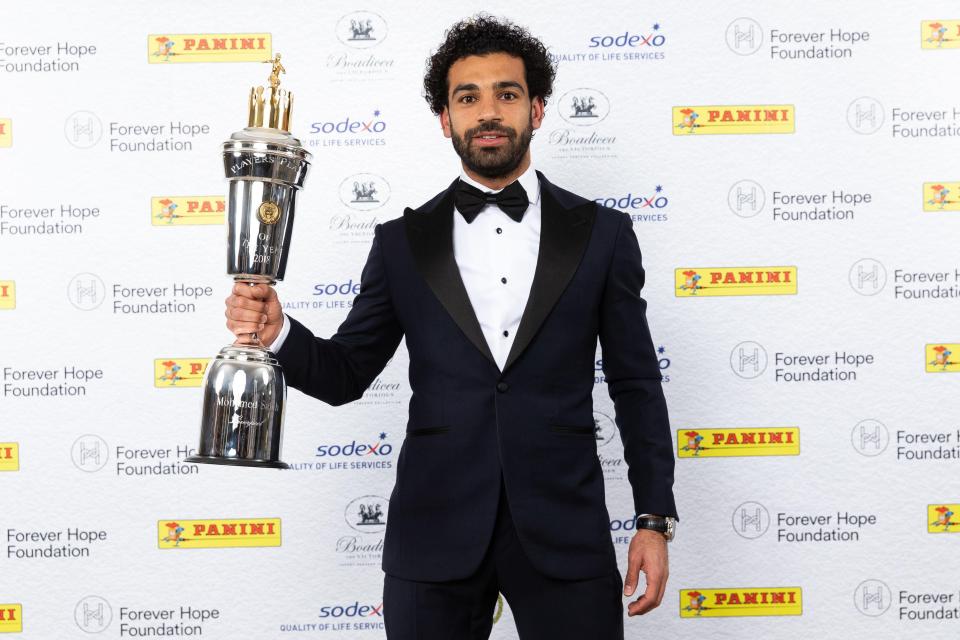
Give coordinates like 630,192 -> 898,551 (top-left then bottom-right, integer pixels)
460,95 -> 477,103
501,92 -> 517,100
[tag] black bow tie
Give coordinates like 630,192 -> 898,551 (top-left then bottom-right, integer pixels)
455,179 -> 529,223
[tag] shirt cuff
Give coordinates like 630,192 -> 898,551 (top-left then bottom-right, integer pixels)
269,314 -> 291,351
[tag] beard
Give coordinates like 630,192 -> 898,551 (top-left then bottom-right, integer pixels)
450,117 -> 533,180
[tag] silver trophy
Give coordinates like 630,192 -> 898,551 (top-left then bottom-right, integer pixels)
186,54 -> 311,469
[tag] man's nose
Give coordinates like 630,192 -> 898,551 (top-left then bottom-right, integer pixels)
476,94 -> 503,123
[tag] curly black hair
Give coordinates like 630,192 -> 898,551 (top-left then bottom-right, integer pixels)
423,15 -> 557,116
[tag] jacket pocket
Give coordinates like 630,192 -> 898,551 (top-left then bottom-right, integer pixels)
549,424 -> 597,437
405,425 -> 451,437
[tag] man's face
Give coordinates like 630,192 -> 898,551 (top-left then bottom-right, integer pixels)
441,52 -> 545,180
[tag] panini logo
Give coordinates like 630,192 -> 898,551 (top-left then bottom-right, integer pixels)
0,443 -> 19,472
678,428 -> 799,458
673,105 -> 795,135
158,518 -> 281,549
0,604 -> 21,633
928,504 -> 958,533
147,33 -> 271,63
0,281 -> 14,310
680,588 -> 802,618
926,344 -> 958,373
154,358 -> 209,387
923,182 -> 959,211
0,119 -> 11,148
921,21 -> 960,49
151,196 -> 225,226
675,267 -> 797,297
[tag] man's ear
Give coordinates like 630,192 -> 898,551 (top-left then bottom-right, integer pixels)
531,96 -> 545,131
440,106 -> 453,138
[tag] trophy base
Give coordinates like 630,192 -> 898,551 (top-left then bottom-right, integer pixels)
185,455 -> 289,469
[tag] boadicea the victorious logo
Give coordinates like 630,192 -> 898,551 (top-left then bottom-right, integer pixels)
928,504 -> 958,533
345,495 -> 389,533
680,587 -> 802,618
154,358 -> 209,387
339,173 -> 391,211
558,88 -> 610,126
675,267 -> 797,297
921,21 -> 960,49
158,518 -> 281,549
923,182 -> 959,212
337,11 -> 388,49
673,105 -> 795,135
147,33 -> 272,63
677,428 -> 799,458
151,196 -> 225,226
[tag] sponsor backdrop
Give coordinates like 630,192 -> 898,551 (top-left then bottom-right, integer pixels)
0,0 -> 957,638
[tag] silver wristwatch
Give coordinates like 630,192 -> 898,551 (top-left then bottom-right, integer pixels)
636,515 -> 677,542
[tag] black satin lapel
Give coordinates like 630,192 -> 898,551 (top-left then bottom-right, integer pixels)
503,187 -> 596,372
404,190 -> 498,368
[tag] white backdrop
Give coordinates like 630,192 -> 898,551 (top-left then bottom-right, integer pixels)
1,1 -> 959,638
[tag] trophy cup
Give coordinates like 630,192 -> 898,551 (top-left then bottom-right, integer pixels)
186,54 -> 311,468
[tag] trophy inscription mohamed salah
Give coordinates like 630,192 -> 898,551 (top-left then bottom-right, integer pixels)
186,54 -> 311,469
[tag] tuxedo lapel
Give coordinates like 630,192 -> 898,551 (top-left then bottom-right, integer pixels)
503,172 -> 597,372
404,180 -> 498,368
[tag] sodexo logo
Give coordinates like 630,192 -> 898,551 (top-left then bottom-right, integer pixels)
339,173 -> 391,211
318,600 -> 384,619
558,88 -> 610,126
336,11 -> 388,49
310,109 -> 386,135
317,432 -> 393,458
594,185 -> 669,223
588,24 -> 666,49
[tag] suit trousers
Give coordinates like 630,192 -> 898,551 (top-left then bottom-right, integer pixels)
383,480 -> 625,640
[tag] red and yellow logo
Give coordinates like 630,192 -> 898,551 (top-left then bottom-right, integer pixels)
0,604 -> 22,633
923,182 -> 959,211
673,105 -> 795,135
158,518 -> 281,549
681,588 -> 802,618
675,267 -> 797,297
0,281 -> 14,310
926,344 -> 958,373
921,21 -> 960,49
0,443 -> 19,472
678,428 -> 799,458
0,119 -> 11,148
154,358 -> 209,387
928,504 -> 959,533
147,33 -> 271,63
151,196 -> 225,226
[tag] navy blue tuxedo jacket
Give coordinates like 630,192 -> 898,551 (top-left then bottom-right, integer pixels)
276,172 -> 677,582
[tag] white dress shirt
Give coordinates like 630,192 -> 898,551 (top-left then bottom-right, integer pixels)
271,163 -> 542,371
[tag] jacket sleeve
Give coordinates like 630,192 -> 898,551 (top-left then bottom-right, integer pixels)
598,212 -> 678,520
275,224 -> 404,406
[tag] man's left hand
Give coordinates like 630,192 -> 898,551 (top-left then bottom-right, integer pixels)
623,528 -> 669,616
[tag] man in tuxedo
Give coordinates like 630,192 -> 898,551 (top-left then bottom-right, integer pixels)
225,15 -> 678,640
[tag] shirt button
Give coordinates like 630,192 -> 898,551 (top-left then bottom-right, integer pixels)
497,382 -> 509,393
500,277 -> 507,284
496,227 -> 503,234
502,330 -> 509,337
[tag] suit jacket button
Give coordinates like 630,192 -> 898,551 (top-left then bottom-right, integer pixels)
496,382 -> 509,393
